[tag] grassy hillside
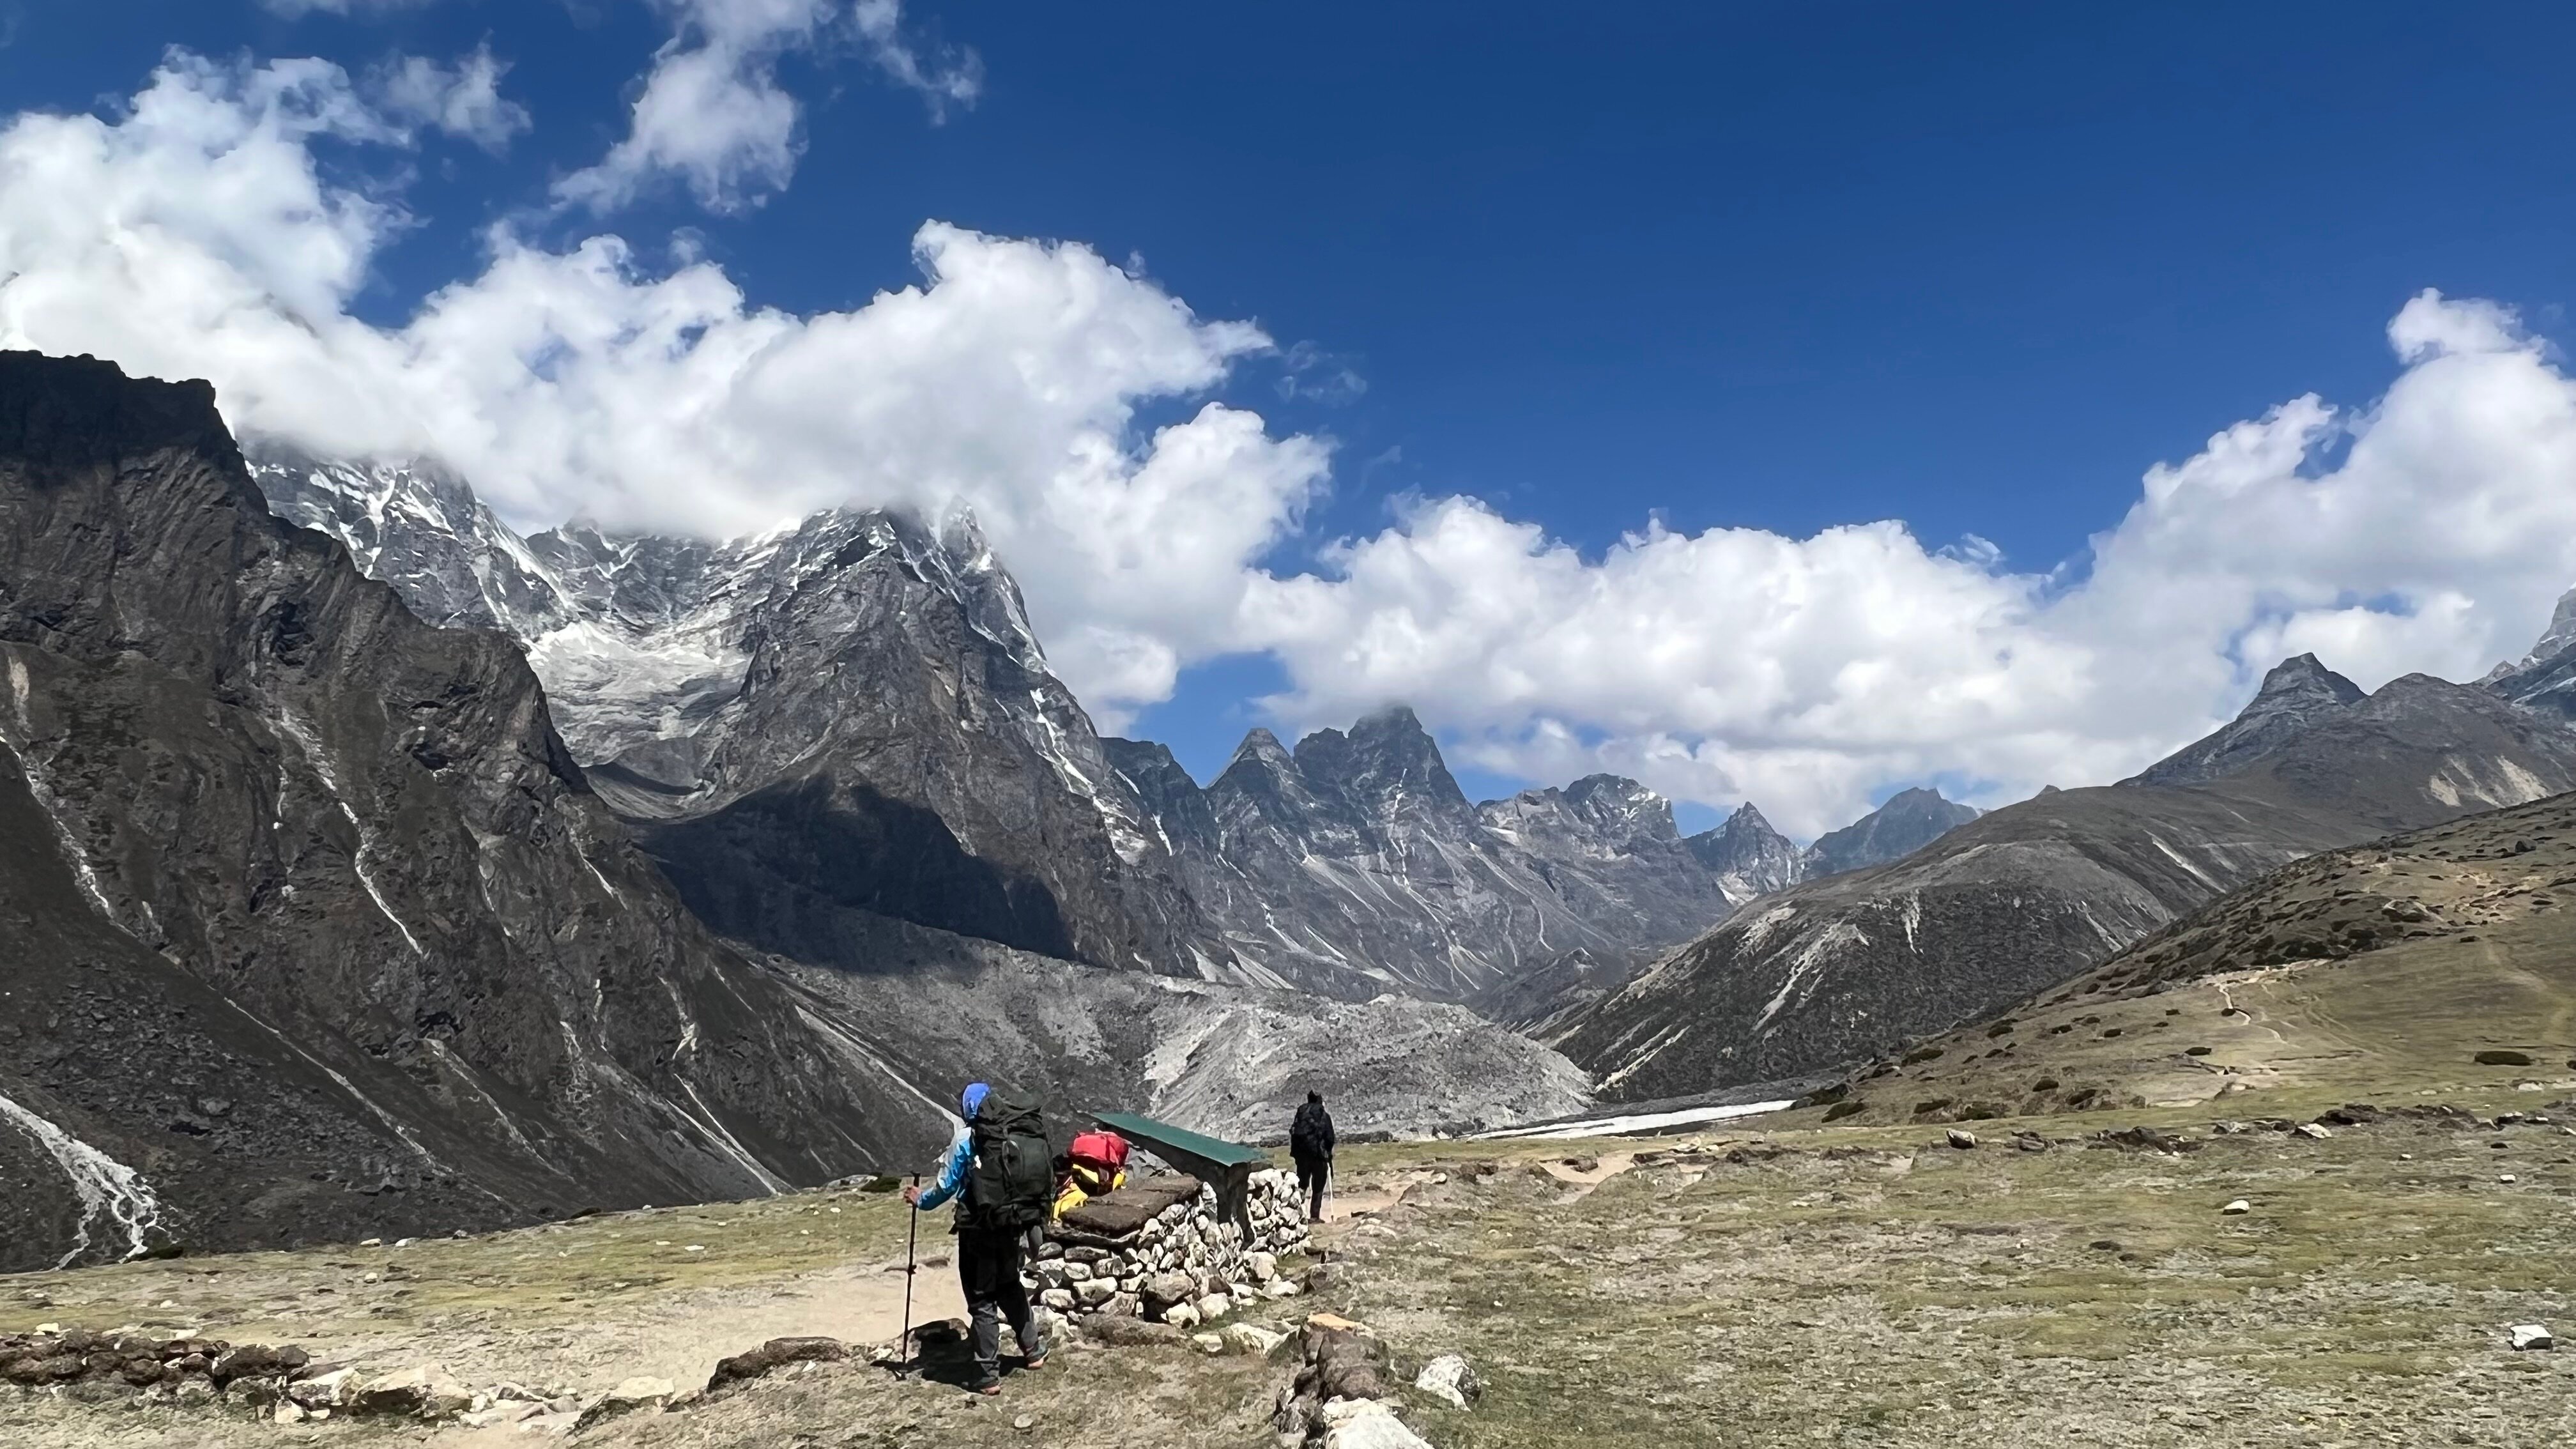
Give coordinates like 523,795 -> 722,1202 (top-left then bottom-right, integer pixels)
1790,792 -> 2576,1129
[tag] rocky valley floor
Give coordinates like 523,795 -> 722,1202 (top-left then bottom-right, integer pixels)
6,1091 -> 2576,1446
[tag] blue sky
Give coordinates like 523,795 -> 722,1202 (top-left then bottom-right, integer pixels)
8,3 -> 2576,834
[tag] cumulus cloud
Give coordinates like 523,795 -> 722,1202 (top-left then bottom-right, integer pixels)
372,44 -> 531,151
3,54 -> 2572,834
0,50 -> 1314,728
1232,290 -> 2576,831
557,0 -> 979,213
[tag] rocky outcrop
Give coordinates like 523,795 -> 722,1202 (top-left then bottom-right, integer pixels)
0,354 -> 942,1271
1551,660 -> 2576,1101
1108,712 -> 1733,1000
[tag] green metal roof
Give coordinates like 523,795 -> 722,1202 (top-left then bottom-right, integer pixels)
1091,1110 -> 1268,1171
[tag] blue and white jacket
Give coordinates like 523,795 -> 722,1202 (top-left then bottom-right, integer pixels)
912,1121 -> 973,1213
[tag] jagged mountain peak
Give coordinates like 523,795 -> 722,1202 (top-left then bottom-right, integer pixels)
1722,801 -> 1776,831
1292,704 -> 1473,819
2482,583 -> 2576,724
1220,727 -> 1298,778
1480,773 -> 1679,850
2124,652 -> 2368,789
1804,785 -> 1983,877
1684,799 -> 1806,903
2254,652 -> 2366,708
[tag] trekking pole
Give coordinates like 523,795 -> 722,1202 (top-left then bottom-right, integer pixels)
896,1170 -> 921,1377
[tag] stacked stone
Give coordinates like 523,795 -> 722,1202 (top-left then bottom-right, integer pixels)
1025,1168 -> 1312,1325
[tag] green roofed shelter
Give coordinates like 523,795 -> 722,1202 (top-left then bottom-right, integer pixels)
1090,1110 -> 1268,1225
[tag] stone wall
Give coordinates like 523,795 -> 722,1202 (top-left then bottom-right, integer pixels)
1025,1169 -> 1310,1328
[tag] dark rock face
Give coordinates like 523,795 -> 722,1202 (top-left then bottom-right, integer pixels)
1463,947 -> 1643,1035
1108,710 -> 1733,1000
2125,654 -> 2366,786
2483,585 -> 2576,726
1685,803 -> 1806,902
1802,786 -> 1982,877
1552,661 -> 2576,1100
250,447 -> 1230,981
0,354 -> 942,1271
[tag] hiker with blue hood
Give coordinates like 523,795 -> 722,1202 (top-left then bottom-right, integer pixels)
905,1082 -> 1054,1394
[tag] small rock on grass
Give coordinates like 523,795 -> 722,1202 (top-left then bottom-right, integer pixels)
1413,1353 -> 1479,1409
2511,1324 -> 2554,1351
1945,1129 -> 1978,1150
2221,1199 -> 2251,1215
2292,1123 -> 2331,1140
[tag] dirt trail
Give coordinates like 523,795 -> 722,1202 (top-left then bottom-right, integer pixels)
1539,1151 -> 1637,1199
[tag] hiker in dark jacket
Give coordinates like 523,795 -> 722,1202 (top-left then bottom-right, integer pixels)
905,1082 -> 1049,1394
1289,1090 -> 1335,1223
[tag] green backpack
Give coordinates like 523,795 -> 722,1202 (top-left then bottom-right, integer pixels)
965,1091 -> 1055,1232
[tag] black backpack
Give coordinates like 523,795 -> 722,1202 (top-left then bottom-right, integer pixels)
965,1091 -> 1055,1231
1291,1101 -> 1333,1160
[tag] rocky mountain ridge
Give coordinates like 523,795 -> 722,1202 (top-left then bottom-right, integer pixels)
1551,649 -> 2576,1101
254,452 -> 1757,1004
0,354 -> 951,1271
1105,712 -> 1735,1000
2482,583 -> 2576,726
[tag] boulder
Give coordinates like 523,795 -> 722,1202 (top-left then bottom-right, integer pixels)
707,1337 -> 846,1393
1192,1332 -> 1226,1356
1194,1292 -> 1232,1322
1245,1252 -> 1279,1285
1945,1129 -> 1979,1150
1079,1317 -> 1186,1347
1163,1304 -> 1200,1331
1414,1353 -> 1480,1408
1221,1323 -> 1288,1356
211,1344 -> 309,1383
351,1364 -> 474,1418
1141,1272 -> 1197,1317
286,1367 -> 360,1410
576,1376 -> 675,1429
1038,1289 -> 1075,1312
2511,1324 -> 2554,1351
1074,1278 -> 1118,1308
1320,1398 -> 1434,1449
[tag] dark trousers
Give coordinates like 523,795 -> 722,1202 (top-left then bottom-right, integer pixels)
1295,1154 -> 1329,1221
957,1226 -> 1041,1381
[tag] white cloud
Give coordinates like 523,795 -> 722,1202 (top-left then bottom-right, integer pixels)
853,0 -> 981,118
372,44 -> 531,151
4,56 -> 2572,836
1229,288 -> 2576,832
557,0 -> 979,213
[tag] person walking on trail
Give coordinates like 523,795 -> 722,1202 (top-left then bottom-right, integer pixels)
1289,1090 -> 1335,1223
904,1082 -> 1055,1395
